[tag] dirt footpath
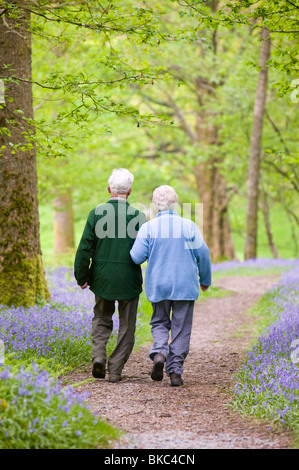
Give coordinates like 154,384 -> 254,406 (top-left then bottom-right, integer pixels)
71,274 -> 294,449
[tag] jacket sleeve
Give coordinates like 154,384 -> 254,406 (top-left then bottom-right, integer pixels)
130,223 -> 149,265
192,225 -> 212,287
194,241 -> 212,287
74,210 -> 96,286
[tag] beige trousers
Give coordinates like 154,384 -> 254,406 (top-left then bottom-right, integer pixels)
91,295 -> 139,377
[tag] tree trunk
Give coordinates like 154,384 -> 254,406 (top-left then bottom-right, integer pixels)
285,210 -> 298,258
53,189 -> 75,258
193,114 -> 235,262
0,5 -> 49,306
244,29 -> 271,260
260,187 -> 278,258
194,161 -> 235,262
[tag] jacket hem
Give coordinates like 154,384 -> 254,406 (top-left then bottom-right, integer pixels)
90,287 -> 142,301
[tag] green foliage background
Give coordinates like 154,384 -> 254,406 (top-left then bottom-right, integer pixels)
1,1 -> 298,264
30,1 -> 298,264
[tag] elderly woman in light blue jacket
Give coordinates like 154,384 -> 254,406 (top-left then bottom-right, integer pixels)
130,185 -> 212,387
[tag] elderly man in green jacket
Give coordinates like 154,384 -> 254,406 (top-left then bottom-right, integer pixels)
74,168 -> 147,383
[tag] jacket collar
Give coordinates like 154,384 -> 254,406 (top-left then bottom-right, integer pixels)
157,210 -> 178,217
108,198 -> 128,203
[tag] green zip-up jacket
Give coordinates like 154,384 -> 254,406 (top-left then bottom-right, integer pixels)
74,199 -> 147,300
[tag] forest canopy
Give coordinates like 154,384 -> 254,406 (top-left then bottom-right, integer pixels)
0,0 -> 298,306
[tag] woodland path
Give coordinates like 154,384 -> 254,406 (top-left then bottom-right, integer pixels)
66,274 -> 294,449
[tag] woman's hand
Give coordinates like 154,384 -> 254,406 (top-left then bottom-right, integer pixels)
200,284 -> 209,292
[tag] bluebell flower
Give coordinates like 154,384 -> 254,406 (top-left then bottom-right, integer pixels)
232,263 -> 299,424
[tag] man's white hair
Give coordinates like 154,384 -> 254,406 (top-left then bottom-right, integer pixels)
108,168 -> 134,194
152,185 -> 178,211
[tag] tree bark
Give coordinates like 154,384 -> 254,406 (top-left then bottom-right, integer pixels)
194,161 -> 235,262
244,29 -> 271,260
53,189 -> 75,258
0,4 -> 49,306
193,111 -> 235,262
260,187 -> 278,258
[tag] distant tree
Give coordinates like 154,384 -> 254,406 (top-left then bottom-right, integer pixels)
244,28 -> 271,260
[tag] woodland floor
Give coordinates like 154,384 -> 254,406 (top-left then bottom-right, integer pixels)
63,274 -> 295,449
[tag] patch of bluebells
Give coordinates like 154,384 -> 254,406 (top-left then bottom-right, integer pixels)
0,362 -> 116,448
212,257 -> 298,274
46,266 -> 120,331
46,267 -> 94,312
0,362 -> 89,408
0,268 -> 121,448
0,267 -> 119,363
232,263 -> 299,428
0,302 -> 92,359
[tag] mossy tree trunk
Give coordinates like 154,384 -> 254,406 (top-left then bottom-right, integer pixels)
0,4 -> 50,307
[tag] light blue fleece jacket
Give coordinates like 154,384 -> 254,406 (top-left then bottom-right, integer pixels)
130,210 -> 212,303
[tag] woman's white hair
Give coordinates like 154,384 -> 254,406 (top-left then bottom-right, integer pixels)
108,168 -> 134,194
152,185 -> 178,211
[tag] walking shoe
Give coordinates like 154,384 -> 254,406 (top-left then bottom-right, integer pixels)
170,373 -> 183,387
92,360 -> 106,379
151,353 -> 166,381
109,375 -> 122,383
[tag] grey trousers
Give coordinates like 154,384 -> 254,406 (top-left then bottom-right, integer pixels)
149,300 -> 195,376
91,295 -> 139,377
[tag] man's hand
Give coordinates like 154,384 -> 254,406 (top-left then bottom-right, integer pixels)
200,284 -> 209,292
81,282 -> 88,289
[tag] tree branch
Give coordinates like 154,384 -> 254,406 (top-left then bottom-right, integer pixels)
33,92 -> 55,112
265,110 -> 290,155
38,1 -> 90,9
166,95 -> 198,143
220,186 -> 238,212
263,157 -> 299,192
286,0 -> 299,10
19,5 -> 166,38
265,111 -> 299,183
287,207 -> 299,226
137,92 -> 173,109
1,74 -> 149,90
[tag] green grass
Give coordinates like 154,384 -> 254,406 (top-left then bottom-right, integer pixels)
135,292 -> 153,346
246,289 -> 282,336
212,265 -> 292,280
228,290 -> 279,349
198,285 -> 234,301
